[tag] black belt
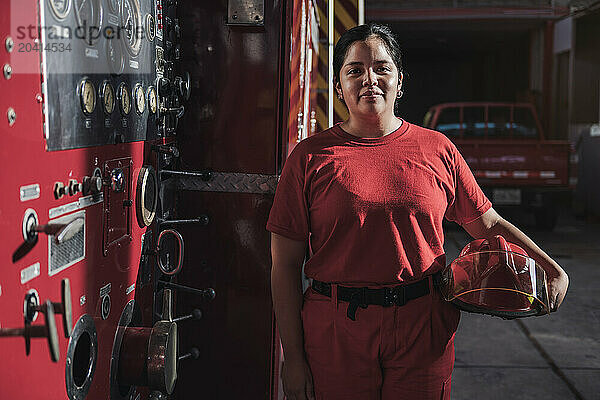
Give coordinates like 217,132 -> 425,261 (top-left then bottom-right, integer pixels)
311,272 -> 442,321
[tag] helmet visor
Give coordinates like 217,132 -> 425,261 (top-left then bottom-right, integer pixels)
442,250 -> 550,318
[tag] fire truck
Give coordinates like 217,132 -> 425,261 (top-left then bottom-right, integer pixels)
0,0 -> 318,398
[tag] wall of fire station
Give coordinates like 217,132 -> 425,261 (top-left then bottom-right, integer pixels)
384,25 -> 537,126
555,6 -> 600,217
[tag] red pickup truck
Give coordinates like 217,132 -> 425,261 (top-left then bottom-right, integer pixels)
423,102 -> 576,230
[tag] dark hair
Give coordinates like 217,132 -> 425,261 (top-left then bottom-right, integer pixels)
333,23 -> 404,85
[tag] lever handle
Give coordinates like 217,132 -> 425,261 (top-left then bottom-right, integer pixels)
31,218 -> 84,244
178,347 -> 200,362
26,279 -> 73,337
158,215 -> 209,226
172,309 -> 202,323
0,300 -> 60,362
158,282 -> 215,301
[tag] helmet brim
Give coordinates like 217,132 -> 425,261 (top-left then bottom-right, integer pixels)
441,250 -> 550,318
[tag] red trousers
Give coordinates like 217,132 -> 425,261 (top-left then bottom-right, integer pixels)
301,279 -> 460,400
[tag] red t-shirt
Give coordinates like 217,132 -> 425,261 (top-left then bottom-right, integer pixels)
267,121 -> 491,285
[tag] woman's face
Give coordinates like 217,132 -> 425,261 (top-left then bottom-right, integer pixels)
336,36 -> 402,119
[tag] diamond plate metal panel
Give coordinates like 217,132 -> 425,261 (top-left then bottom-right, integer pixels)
164,171 -> 279,194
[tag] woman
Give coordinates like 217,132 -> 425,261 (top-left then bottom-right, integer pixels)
267,23 -> 568,400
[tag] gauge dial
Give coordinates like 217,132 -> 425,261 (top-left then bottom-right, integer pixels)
107,39 -> 124,75
48,0 -> 71,20
147,86 -> 157,114
79,79 -> 96,115
134,85 -> 145,114
121,0 -> 142,55
101,81 -> 115,114
74,0 -> 102,43
146,14 -> 155,42
118,83 -> 131,115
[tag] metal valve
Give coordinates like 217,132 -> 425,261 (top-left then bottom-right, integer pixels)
117,321 -> 178,394
22,209 -> 84,244
158,105 -> 185,119
151,144 -> 180,158
25,279 -> 73,337
156,77 -> 170,97
0,299 -> 60,362
116,290 -> 179,395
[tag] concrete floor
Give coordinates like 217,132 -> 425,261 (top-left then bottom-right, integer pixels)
445,209 -> 600,400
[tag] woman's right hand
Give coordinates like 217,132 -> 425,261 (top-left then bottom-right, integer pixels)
281,358 -> 315,400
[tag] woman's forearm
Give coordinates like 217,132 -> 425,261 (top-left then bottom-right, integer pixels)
270,233 -> 309,364
271,262 -> 306,363
463,208 -> 565,277
482,216 -> 566,278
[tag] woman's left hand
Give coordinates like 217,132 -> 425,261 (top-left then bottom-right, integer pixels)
547,268 -> 569,312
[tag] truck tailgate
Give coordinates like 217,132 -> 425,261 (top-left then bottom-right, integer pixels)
454,141 -> 570,187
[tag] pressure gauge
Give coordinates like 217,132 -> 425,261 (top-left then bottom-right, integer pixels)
146,14 -> 156,42
134,84 -> 145,114
118,83 -> 131,115
147,86 -> 157,114
100,81 -> 115,114
121,0 -> 142,55
49,0 -> 71,20
79,78 -> 96,115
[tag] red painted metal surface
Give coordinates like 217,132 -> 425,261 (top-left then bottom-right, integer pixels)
0,1 -> 155,399
1,0 -> 316,398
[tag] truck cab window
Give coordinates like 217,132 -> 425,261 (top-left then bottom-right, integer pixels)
488,106 -> 512,138
463,107 -> 486,138
513,107 -> 539,138
434,107 -> 461,137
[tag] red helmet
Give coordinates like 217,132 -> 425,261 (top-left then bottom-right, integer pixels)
441,235 -> 550,319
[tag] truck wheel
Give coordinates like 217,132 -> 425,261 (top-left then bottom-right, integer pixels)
534,206 -> 558,231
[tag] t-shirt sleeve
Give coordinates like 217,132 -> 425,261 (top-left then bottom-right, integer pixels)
266,144 -> 310,241
444,145 -> 492,225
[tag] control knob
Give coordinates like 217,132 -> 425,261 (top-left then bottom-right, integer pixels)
83,175 -> 103,195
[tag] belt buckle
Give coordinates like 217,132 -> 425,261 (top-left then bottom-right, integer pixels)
384,287 -> 406,307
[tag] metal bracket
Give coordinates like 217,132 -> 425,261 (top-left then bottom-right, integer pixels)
228,0 -> 265,26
